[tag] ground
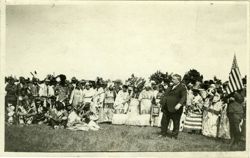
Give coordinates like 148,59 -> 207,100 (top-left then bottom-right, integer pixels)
5,123 -> 245,152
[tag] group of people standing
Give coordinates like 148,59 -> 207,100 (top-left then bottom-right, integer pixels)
4,73 -> 246,147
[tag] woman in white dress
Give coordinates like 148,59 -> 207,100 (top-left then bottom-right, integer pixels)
202,92 -> 223,138
112,85 -> 130,124
218,102 -> 230,140
113,85 -> 130,114
125,87 -> 140,125
138,84 -> 154,114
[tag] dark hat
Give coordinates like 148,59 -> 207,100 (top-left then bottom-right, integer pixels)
59,74 -> 66,81
122,85 -> 128,89
19,76 -> 25,82
8,77 -> 15,82
71,77 -> 77,82
56,101 -> 65,111
192,88 -> 200,93
32,77 -> 39,82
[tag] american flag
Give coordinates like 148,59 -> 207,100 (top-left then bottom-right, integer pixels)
226,54 -> 244,94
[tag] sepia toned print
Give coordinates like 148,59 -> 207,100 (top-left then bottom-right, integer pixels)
1,1 -> 249,156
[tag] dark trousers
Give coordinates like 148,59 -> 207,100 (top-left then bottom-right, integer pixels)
161,109 -> 182,138
228,113 -> 242,144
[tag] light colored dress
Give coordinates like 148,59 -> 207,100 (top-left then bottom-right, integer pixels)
94,87 -> 105,108
39,84 -> 54,97
94,87 -> 105,122
82,88 -> 96,104
202,97 -> 223,138
125,98 -> 140,125
114,90 -> 129,114
7,104 -> 15,124
69,88 -> 83,109
112,90 -> 130,124
126,96 -> 151,127
82,88 -> 98,121
218,104 -> 231,139
139,90 -> 154,114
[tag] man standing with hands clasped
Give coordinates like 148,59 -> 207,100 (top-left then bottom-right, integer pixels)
159,74 -> 187,139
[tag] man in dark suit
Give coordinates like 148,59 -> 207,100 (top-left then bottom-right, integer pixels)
160,74 -> 187,139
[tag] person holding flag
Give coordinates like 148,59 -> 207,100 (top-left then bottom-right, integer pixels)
225,55 -> 245,148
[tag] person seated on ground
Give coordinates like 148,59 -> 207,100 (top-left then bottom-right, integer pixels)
67,106 -> 82,127
79,103 -> 101,131
32,98 -> 49,124
6,103 -> 15,125
46,102 -> 68,129
16,89 -> 32,125
25,100 -> 37,125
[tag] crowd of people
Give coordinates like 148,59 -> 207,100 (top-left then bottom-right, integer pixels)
4,72 -> 246,147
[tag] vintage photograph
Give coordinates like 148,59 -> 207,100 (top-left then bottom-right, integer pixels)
2,1 -> 248,153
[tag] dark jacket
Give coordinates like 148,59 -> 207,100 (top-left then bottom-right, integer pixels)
5,83 -> 17,103
160,83 -> 187,113
227,101 -> 243,118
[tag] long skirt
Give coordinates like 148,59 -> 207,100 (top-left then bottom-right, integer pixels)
98,103 -> 114,123
114,103 -> 129,114
140,99 -> 151,114
183,111 -> 203,133
125,99 -> 140,125
112,114 -> 128,125
202,110 -> 220,138
218,108 -> 230,139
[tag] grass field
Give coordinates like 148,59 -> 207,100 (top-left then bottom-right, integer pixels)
5,123 -> 245,152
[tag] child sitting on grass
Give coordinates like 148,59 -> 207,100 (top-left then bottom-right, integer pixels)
16,89 -> 36,125
6,103 -> 15,125
46,102 -> 68,129
32,98 -> 48,124
79,103 -> 100,131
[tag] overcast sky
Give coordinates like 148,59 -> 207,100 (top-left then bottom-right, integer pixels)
6,2 -> 248,81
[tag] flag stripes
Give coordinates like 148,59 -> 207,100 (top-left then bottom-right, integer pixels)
226,55 -> 243,94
